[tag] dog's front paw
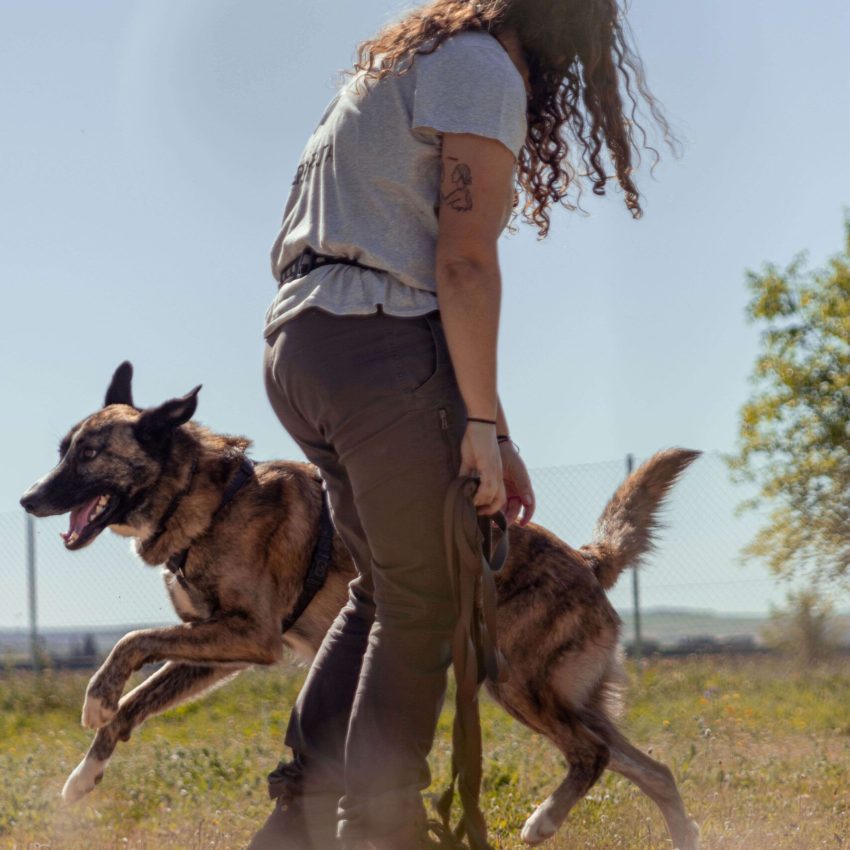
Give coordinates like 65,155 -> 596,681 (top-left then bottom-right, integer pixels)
81,692 -> 116,729
62,756 -> 106,803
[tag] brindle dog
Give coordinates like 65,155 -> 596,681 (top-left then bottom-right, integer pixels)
20,362 -> 700,849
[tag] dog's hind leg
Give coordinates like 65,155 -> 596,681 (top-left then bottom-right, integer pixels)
579,710 -> 700,850
607,737 -> 700,850
520,708 -> 610,846
63,662 -> 243,803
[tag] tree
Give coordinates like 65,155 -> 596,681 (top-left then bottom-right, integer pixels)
760,586 -> 840,665
730,214 -> 850,585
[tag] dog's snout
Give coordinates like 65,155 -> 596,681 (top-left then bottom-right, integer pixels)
20,487 -> 40,515
20,480 -> 53,516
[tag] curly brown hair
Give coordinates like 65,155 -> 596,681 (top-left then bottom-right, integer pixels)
352,0 -> 675,236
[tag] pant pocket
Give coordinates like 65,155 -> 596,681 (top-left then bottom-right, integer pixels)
439,406 -> 462,478
389,312 -> 452,396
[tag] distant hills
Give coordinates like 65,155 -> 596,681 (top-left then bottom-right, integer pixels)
3,608 -> 850,666
618,607 -> 767,644
0,624 -> 168,664
618,606 -> 850,648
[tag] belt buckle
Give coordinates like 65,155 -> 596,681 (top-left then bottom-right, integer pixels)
297,247 -> 316,278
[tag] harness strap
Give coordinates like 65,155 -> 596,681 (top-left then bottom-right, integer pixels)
215,456 -> 256,518
166,455 -> 255,581
280,488 -> 333,633
147,455 -> 199,554
163,461 -> 332,636
436,476 -> 509,850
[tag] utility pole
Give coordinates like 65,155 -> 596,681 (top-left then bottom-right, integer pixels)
26,513 -> 40,673
627,454 -> 643,663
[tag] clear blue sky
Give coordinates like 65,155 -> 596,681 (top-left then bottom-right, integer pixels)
2,0 -> 849,625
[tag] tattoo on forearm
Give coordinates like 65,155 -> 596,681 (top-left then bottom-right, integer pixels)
440,156 -> 473,212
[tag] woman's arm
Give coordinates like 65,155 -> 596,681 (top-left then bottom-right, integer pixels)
436,132 -> 515,515
497,398 -> 536,526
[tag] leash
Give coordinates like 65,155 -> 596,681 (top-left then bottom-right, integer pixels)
435,476 -> 509,850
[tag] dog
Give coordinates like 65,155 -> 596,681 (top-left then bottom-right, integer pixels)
20,362 -> 700,849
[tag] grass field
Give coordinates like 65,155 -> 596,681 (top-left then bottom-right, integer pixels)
1,656 -> 849,850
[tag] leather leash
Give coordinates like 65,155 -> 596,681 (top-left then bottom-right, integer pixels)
436,476 -> 509,850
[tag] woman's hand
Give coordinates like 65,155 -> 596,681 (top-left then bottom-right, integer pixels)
499,441 -> 535,526
459,422 -> 505,516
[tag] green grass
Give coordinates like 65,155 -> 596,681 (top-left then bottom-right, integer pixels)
1,656 -> 849,849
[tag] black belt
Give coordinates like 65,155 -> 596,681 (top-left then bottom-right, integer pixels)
279,247 -> 373,286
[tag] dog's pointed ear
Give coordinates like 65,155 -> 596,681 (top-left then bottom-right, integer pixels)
135,385 -> 201,445
104,361 -> 135,408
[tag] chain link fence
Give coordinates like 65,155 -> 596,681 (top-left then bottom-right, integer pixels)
2,452 -> 846,665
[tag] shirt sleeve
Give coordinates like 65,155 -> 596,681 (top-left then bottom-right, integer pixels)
410,32 -> 528,159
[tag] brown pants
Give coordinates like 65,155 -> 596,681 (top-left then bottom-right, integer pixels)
263,307 -> 466,841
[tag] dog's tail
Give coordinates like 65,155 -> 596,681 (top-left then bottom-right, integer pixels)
580,448 -> 701,590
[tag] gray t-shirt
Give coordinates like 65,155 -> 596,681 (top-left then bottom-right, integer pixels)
264,31 -> 528,337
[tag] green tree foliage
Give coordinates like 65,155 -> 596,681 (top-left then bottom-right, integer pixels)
730,214 -> 850,584
760,586 -> 840,665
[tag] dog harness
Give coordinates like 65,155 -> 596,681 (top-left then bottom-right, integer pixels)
165,455 -> 256,582
164,456 -> 332,635
280,487 -> 334,634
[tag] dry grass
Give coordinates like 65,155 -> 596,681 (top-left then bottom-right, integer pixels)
1,655 -> 849,849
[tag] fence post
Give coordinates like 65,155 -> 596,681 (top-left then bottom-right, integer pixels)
26,513 -> 40,673
627,454 -> 642,663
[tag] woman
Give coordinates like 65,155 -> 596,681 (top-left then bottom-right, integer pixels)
252,1 -> 671,848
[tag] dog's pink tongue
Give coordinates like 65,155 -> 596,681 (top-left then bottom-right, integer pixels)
67,496 -> 101,536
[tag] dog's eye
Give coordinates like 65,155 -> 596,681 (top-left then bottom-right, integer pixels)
81,447 -> 98,460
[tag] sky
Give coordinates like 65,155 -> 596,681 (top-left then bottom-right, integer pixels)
2,0 -> 850,626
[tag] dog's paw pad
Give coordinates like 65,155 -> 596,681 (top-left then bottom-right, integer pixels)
520,807 -> 558,845
62,757 -> 105,804
81,694 -> 115,729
